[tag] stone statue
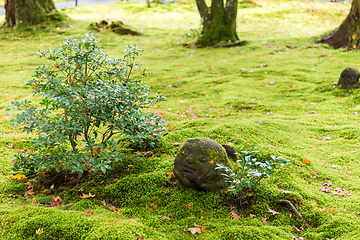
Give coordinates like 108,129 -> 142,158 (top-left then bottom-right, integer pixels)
337,66 -> 360,89
173,138 -> 234,192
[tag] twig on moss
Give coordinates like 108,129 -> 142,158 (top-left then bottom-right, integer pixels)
278,200 -> 310,226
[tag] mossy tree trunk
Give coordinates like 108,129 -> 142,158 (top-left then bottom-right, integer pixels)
4,0 -> 58,28
195,0 -> 240,47
319,0 -> 360,49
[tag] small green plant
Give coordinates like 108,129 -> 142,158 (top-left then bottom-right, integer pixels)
6,32 -> 166,175
216,147 -> 290,206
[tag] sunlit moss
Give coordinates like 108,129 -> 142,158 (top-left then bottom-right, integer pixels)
1,0 -> 360,239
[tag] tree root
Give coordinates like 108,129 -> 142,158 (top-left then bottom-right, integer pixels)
214,41 -> 247,48
278,200 -> 310,226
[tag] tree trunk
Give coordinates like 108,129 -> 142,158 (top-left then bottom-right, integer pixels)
319,0 -> 360,49
4,0 -> 59,28
195,0 -> 240,47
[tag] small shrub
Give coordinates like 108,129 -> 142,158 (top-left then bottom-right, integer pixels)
216,147 -> 290,206
7,32 -> 166,175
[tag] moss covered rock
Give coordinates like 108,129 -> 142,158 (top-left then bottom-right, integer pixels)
89,20 -> 141,36
173,138 -> 232,192
337,66 -> 360,89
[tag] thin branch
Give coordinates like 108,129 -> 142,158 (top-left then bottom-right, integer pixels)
195,0 -> 209,20
278,200 -> 310,226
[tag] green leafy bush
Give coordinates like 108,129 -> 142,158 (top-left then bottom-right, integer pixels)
7,33 -> 166,175
216,147 -> 290,206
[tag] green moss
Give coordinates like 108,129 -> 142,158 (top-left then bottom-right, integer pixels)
1,0 -> 360,239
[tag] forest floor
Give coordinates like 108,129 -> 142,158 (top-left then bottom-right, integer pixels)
1,0 -> 360,239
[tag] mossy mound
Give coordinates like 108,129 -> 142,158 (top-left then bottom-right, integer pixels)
337,66 -> 360,89
89,20 -> 141,36
173,138 -> 232,192
239,0 -> 260,8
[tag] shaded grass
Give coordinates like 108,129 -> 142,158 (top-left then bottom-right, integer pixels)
1,0 -> 360,239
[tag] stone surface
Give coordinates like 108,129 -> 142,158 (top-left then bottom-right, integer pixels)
337,67 -> 360,89
222,144 -> 238,161
173,138 -> 233,192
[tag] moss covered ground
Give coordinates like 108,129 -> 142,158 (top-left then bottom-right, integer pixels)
1,0 -> 360,239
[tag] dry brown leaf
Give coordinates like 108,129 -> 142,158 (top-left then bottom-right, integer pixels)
187,203 -> 193,210
261,218 -> 267,223
249,214 -> 256,219
24,189 -> 34,197
230,210 -> 240,220
84,209 -> 93,215
24,181 -> 34,189
50,198 -> 62,207
143,151 -> 152,157
268,208 -> 280,215
187,227 -> 201,234
32,197 -> 37,203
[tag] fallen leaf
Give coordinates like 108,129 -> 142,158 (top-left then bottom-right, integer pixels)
143,151 -> 152,157
268,208 -> 280,215
32,197 -> 37,203
249,214 -> 256,219
35,228 -> 44,236
108,205 -> 120,212
84,209 -> 93,215
24,181 -> 34,189
24,189 -> 34,197
187,227 -> 201,234
50,198 -> 62,207
13,173 -> 26,180
6,144 -> 13,148
321,181 -> 332,186
289,235 -> 304,240
187,203 -> 193,210
166,172 -> 175,178
302,158 -> 311,164
230,210 -> 240,220
101,200 -> 107,206
80,192 -> 96,198
8,194 -> 22,198
261,218 -> 267,223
